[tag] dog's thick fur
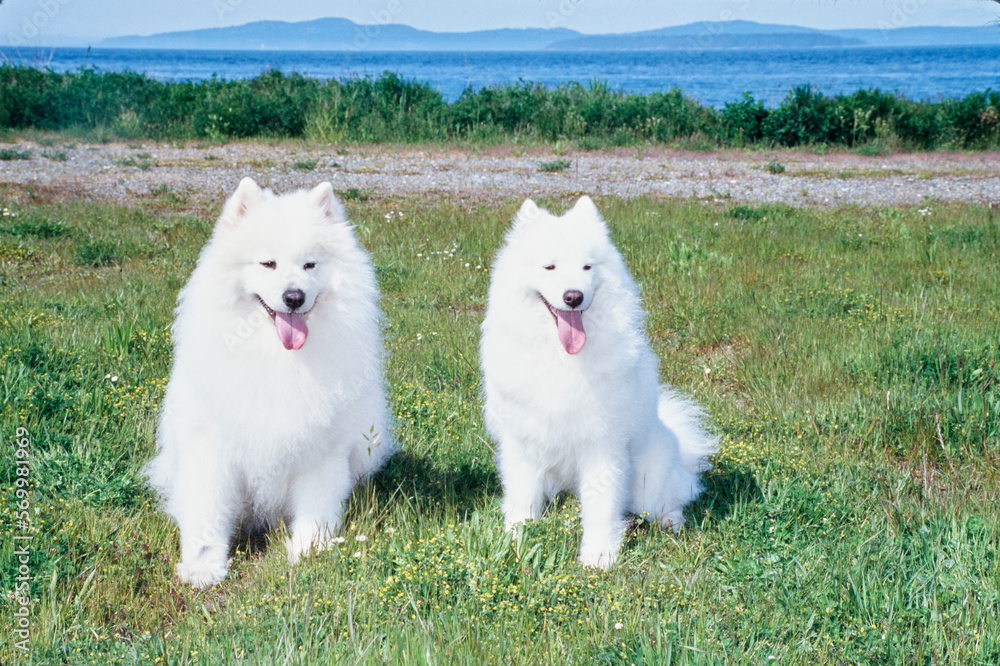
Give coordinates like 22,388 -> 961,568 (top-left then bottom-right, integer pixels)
148,178 -> 394,587
480,196 -> 717,568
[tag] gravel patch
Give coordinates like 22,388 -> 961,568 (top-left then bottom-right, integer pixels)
2,140 -> 999,209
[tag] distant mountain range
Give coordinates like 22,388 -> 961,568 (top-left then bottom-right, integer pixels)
100,18 -> 1000,51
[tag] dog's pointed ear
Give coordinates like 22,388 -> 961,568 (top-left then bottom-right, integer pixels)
221,177 -> 262,225
309,181 -> 346,223
513,198 -> 541,230
519,198 -> 540,218
571,195 -> 602,221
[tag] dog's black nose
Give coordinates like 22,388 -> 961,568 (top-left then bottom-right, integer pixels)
283,288 -> 306,310
563,290 -> 584,309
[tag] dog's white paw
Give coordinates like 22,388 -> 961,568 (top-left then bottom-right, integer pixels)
286,532 -> 331,564
578,544 -> 617,570
502,506 -> 539,533
658,509 -> 686,533
176,558 -> 230,588
503,518 -> 524,534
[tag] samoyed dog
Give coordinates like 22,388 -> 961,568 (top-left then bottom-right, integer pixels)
148,177 -> 395,588
480,196 -> 717,569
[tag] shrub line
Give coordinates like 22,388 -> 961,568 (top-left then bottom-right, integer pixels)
1,66 -> 998,150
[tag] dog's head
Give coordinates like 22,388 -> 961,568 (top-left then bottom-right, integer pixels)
214,178 -> 351,351
498,196 -> 617,354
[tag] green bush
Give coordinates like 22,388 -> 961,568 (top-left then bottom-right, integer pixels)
763,85 -> 841,147
941,91 -> 1000,148
722,93 -> 768,145
190,71 -> 314,139
1,65 -> 998,150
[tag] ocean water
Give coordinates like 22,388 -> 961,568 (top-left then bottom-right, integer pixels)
1,45 -> 998,107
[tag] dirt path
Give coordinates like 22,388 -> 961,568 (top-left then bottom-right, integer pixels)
2,140 -> 998,209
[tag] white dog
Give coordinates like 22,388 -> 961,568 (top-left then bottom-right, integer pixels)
480,196 -> 717,569
148,177 -> 395,587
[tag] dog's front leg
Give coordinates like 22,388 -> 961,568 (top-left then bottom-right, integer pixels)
173,459 -> 237,588
285,453 -> 353,563
497,443 -> 547,531
577,456 -> 628,569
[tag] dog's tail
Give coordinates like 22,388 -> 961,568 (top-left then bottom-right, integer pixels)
657,389 -> 718,474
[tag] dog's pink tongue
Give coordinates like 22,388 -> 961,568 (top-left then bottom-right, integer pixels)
274,312 -> 308,350
553,309 -> 586,354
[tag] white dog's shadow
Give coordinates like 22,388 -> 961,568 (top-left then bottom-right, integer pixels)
370,451 -> 503,508
616,466 -> 761,556
221,459 -> 757,562
694,467 -> 762,522
211,452 -> 501,564
230,525 -> 272,558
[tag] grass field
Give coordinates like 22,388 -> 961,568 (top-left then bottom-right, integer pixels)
1,179 -> 998,664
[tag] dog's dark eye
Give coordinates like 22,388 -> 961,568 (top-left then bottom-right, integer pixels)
544,264 -> 556,271
303,262 -> 316,270
260,261 -> 276,269
583,264 -> 592,271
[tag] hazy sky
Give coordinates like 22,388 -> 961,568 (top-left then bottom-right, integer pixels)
2,0 -> 999,43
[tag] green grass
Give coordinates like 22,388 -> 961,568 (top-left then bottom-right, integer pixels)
538,158 -> 573,173
292,158 -> 319,172
0,148 -> 32,161
336,187 -> 377,202
1,188 -> 998,663
114,156 -> 155,170
39,150 -> 68,162
764,159 -> 786,174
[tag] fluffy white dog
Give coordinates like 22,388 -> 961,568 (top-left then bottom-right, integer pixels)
480,196 -> 717,569
148,177 -> 395,587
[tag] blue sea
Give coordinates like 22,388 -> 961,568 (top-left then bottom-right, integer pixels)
1,45 -> 998,107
